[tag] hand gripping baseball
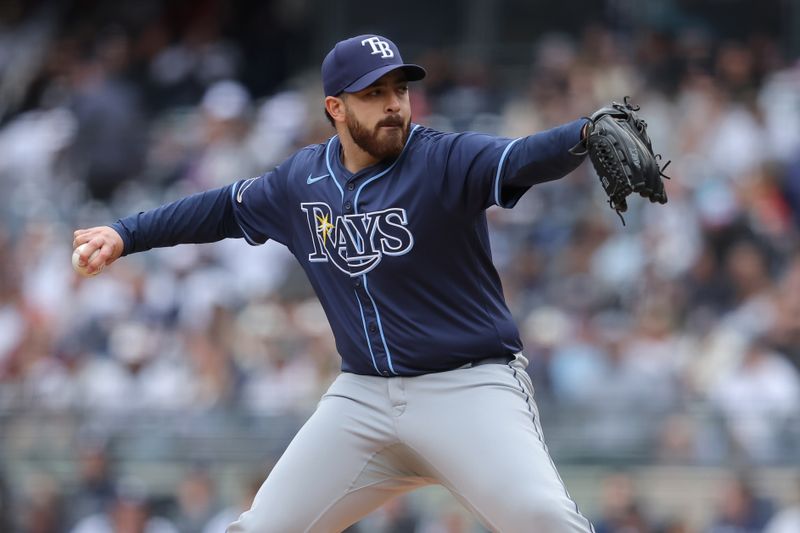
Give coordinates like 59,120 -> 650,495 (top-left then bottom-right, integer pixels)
571,97 -> 670,224
72,226 -> 124,276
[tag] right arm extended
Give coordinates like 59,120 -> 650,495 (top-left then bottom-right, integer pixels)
72,184 -> 242,275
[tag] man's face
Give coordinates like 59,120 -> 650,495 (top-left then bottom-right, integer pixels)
341,69 -> 412,161
111,500 -> 148,533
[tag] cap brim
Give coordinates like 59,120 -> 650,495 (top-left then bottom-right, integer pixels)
342,64 -> 426,94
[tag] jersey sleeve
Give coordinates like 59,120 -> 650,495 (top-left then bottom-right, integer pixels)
441,119 -> 587,213
498,119 -> 587,207
112,185 -> 245,256
442,131 -> 517,214
230,157 -> 294,246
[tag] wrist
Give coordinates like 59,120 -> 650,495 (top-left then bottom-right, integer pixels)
109,221 -> 132,257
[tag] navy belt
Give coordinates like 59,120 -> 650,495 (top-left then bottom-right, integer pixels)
463,355 -> 514,368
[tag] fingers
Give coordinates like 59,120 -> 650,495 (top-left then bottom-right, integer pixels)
91,240 -> 117,272
72,226 -> 110,248
73,239 -> 106,275
72,228 -> 96,249
72,226 -> 124,275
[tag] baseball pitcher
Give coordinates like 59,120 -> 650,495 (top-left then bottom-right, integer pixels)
73,34 -> 667,533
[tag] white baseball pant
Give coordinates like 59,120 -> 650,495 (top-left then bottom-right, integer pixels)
227,354 -> 594,533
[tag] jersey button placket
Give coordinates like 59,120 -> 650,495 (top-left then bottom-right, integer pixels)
357,285 -> 387,374
346,184 -> 388,375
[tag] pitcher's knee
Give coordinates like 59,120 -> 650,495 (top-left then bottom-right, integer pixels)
502,497 -> 592,533
226,509 -> 304,533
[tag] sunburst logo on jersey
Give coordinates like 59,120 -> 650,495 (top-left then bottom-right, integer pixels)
302,202 -> 414,277
315,213 -> 335,246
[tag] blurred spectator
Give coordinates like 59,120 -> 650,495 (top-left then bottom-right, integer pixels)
435,60 -> 497,133
709,336 -> 800,463
758,59 -> 800,163
721,239 -> 778,338
68,30 -> 147,202
147,17 -> 241,113
19,472 -> 64,533
173,466 -> 218,533
592,472 -> 652,533
764,478 -> 800,533
770,254 -> 800,370
71,477 -> 178,533
708,475 -> 774,533
543,309 -> 605,406
65,439 -> 116,527
617,299 -> 685,411
202,475 -> 262,533
185,79 -> 258,191
237,301 -> 325,414
77,320 -> 195,412
680,240 -> 733,321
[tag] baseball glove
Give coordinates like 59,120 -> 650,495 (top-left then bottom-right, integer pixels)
571,97 -> 670,224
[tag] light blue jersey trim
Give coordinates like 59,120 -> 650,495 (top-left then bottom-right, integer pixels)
324,137 -> 345,200
362,275 -> 396,375
355,293 -> 381,374
353,124 -> 420,208
350,124 -> 420,376
230,181 -> 261,245
493,137 -> 523,208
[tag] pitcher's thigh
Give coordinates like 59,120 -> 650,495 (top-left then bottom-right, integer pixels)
227,395 -> 407,533
402,366 -> 594,533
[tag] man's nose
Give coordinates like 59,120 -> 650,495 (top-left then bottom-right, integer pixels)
385,93 -> 401,113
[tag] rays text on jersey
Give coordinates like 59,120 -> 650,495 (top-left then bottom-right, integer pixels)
301,202 -> 414,276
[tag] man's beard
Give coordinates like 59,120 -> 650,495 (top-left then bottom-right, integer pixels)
345,109 -> 410,162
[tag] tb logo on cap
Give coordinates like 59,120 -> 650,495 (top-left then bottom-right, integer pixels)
361,37 -> 394,59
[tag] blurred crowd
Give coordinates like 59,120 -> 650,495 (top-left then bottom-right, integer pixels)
1,0 -> 800,531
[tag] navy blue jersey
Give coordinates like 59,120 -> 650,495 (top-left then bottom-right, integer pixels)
113,121 -> 586,376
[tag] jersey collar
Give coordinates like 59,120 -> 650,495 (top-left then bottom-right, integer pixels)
327,124 -> 420,184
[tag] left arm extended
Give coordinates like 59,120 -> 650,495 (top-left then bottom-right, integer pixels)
495,118 -> 588,207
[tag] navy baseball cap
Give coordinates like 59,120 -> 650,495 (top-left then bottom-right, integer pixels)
322,34 -> 426,97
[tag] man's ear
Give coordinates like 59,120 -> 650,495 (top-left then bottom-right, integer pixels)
325,95 -> 346,124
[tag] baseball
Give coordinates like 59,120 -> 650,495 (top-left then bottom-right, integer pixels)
72,243 -> 104,277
